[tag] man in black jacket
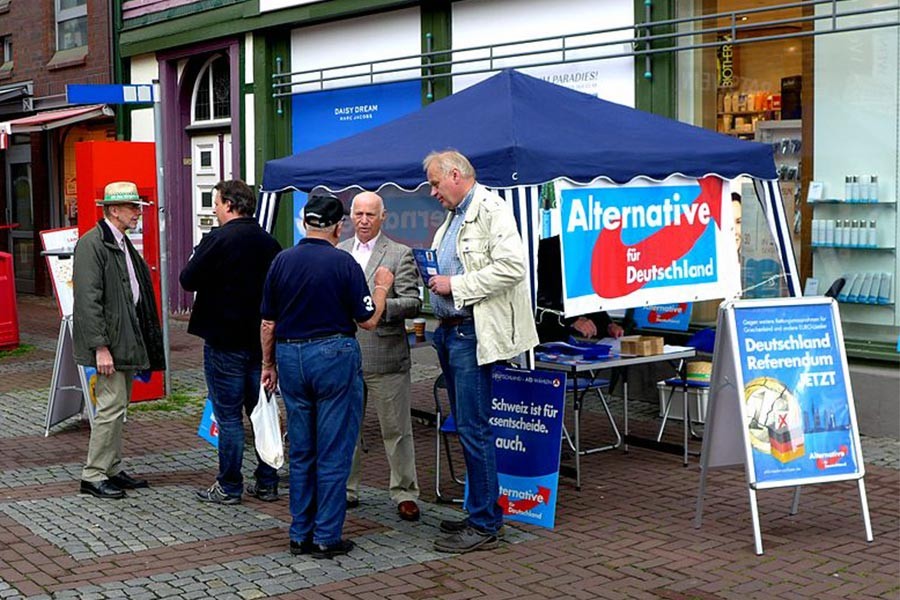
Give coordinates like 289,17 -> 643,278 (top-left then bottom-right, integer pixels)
73,181 -> 166,500
180,180 -> 282,505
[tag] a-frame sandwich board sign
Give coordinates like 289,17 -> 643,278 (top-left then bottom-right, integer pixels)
694,297 -> 873,554
45,316 -> 97,435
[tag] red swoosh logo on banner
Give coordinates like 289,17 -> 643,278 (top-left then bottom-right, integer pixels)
648,303 -> 689,323
816,445 -> 849,470
590,177 -> 723,298
498,486 -> 551,514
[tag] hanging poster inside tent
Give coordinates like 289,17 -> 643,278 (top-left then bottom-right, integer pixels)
556,176 -> 741,315
733,299 -> 862,484
633,302 -> 693,331
490,366 -> 566,529
291,80 -> 423,244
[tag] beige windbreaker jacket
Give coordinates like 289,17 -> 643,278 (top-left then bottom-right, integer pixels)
432,184 -> 539,365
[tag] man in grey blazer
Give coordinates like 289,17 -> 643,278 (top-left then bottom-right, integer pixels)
339,191 -> 423,521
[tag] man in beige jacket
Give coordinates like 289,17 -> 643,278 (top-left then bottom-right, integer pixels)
424,150 -> 538,554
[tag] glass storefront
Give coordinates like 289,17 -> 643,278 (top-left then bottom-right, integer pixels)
677,0 -> 899,349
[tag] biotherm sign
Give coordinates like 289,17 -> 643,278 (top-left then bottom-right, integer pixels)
557,176 -> 741,314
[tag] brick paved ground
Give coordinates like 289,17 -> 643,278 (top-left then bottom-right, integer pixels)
1,295 -> 898,599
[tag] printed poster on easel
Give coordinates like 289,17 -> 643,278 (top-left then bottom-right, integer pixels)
695,297 -> 872,555
40,227 -> 92,434
40,227 -> 79,317
734,300 -> 862,485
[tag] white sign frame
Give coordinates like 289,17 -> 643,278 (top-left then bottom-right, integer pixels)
694,297 -> 873,554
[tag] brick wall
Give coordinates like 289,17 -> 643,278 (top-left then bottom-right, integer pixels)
0,0 -> 111,103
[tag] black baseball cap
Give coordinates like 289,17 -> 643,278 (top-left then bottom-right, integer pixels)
304,193 -> 348,228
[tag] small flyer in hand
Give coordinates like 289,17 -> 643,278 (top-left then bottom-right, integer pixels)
412,248 -> 439,284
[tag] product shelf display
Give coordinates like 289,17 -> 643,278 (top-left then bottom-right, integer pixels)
717,89 -> 782,137
807,176 -> 897,326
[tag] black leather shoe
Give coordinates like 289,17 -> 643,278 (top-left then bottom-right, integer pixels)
108,472 -> 149,490
289,539 -> 315,555
247,482 -> 278,502
311,539 -> 355,559
346,498 -> 360,509
80,480 -> 126,499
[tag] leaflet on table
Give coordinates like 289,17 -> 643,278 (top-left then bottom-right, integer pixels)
412,248 -> 439,284
536,337 -> 619,364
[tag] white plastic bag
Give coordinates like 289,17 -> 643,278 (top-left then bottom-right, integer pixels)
251,385 -> 284,469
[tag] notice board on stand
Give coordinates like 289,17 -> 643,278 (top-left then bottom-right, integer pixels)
695,297 -> 872,554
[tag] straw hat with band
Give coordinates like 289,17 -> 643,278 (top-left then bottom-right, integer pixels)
96,181 -> 151,207
686,361 -> 712,385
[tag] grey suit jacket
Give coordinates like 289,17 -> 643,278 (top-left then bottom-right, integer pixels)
338,234 -> 422,374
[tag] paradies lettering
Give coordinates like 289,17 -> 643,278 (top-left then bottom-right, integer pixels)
565,192 -> 711,233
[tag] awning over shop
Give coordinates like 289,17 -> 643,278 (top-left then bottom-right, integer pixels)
0,83 -> 32,105
4,104 -> 114,134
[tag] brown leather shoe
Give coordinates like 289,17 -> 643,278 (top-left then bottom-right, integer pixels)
397,500 -> 420,521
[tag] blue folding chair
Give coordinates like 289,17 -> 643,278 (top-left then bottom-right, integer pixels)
656,327 -> 714,465
433,374 -> 465,503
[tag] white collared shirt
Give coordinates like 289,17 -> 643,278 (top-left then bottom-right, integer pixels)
105,218 -> 140,305
351,232 -> 380,271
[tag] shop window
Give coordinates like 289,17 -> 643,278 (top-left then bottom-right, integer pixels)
192,55 -> 230,124
56,0 -> 87,51
0,35 -> 11,76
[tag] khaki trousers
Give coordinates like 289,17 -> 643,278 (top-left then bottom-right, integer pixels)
81,370 -> 134,482
347,370 -> 420,504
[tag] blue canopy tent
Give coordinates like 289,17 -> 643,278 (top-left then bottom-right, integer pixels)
259,69 -> 799,298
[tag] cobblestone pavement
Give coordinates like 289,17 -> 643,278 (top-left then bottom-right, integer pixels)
0,295 -> 898,599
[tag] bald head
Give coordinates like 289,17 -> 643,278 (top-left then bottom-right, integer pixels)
350,191 -> 386,243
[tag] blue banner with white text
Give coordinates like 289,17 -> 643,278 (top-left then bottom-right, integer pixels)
490,366 -> 566,529
290,80 -> 422,244
556,177 -> 741,315
633,303 -> 693,331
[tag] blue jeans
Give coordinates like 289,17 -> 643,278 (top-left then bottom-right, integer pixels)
432,321 -> 503,534
204,344 -> 279,497
277,336 -> 363,546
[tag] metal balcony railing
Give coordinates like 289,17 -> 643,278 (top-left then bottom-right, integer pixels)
271,0 -> 899,101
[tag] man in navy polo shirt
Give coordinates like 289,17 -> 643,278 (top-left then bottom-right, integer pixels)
260,193 -> 394,560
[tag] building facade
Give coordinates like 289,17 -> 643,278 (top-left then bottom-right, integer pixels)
116,0 -> 898,361
0,0 -> 116,294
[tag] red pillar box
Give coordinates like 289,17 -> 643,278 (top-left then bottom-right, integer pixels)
0,251 -> 19,350
75,141 -> 164,402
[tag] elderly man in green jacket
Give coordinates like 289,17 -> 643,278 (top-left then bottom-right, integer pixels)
72,181 -> 166,500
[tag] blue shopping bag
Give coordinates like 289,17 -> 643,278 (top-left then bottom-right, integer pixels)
198,398 -> 219,449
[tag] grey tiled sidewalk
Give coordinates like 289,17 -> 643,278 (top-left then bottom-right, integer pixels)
0,294 -> 897,599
